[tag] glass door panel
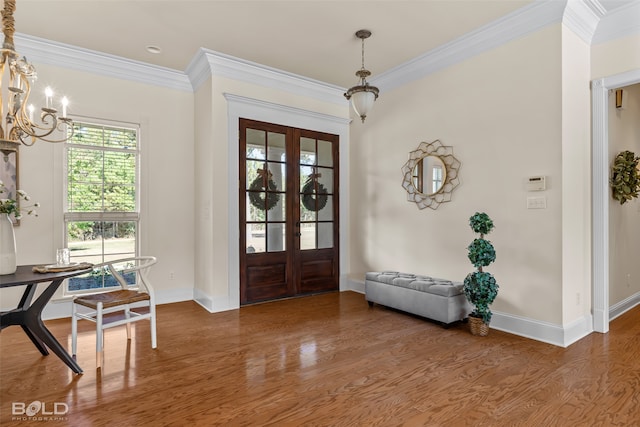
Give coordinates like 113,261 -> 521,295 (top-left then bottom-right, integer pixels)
240,119 -> 339,304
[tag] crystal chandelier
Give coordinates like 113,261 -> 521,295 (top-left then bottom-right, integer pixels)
0,0 -> 73,154
344,29 -> 379,123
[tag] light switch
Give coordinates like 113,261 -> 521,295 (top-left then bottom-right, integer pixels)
527,196 -> 547,209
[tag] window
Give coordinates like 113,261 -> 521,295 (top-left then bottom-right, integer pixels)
64,120 -> 140,292
432,165 -> 443,194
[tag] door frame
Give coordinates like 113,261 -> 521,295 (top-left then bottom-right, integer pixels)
225,93 -> 351,309
591,69 -> 640,333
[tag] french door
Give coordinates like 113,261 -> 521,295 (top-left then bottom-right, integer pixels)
239,119 -> 339,304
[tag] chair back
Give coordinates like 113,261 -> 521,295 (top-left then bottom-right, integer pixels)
104,256 -> 157,294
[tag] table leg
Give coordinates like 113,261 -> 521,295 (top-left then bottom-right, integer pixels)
24,279 -> 83,374
20,325 -> 49,355
18,284 -> 49,355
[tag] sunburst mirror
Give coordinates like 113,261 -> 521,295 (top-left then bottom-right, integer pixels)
401,140 -> 461,210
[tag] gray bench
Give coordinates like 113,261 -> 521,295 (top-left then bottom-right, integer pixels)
365,271 -> 472,326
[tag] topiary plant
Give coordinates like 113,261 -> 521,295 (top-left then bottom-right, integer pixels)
463,212 -> 499,326
610,150 -> 640,205
469,212 -> 494,235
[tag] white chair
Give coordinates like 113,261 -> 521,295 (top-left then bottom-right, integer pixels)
71,256 -> 158,369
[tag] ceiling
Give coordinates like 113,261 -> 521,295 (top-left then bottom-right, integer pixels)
10,1 -> 635,88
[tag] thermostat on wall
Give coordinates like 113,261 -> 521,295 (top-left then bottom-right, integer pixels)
527,176 -> 546,191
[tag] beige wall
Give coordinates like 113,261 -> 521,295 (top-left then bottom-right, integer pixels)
350,26 -> 564,324
0,63 -> 195,311
560,26 -> 592,324
609,83 -> 640,306
591,33 -> 640,80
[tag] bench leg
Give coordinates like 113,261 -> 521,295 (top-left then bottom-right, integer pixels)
367,301 -> 374,308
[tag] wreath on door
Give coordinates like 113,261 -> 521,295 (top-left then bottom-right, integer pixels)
301,174 -> 329,212
248,168 -> 280,211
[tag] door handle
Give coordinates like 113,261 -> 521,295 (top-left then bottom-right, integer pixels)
295,232 -> 301,237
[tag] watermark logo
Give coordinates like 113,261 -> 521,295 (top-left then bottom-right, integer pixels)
11,401 -> 69,422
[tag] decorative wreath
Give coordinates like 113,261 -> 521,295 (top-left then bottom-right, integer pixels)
301,178 -> 329,212
610,150 -> 640,205
248,169 -> 280,211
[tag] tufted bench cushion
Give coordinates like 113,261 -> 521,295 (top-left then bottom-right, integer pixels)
365,271 -> 471,326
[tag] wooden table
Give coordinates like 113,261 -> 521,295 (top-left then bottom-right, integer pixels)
1,264 -> 93,374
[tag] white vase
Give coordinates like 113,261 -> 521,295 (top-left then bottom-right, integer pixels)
0,213 -> 17,275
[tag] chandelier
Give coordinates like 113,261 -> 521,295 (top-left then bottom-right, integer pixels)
0,0 -> 73,154
344,29 -> 379,123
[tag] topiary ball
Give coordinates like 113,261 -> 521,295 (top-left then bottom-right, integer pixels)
469,212 -> 494,235
467,238 -> 496,268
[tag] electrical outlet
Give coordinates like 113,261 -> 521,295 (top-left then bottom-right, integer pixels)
628,274 -> 632,288
169,271 -> 175,280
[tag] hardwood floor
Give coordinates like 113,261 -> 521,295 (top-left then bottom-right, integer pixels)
1,291 -> 639,426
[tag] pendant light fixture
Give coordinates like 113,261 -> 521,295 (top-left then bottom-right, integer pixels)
344,29 -> 379,123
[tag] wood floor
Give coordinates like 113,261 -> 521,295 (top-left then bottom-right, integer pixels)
1,291 -> 639,426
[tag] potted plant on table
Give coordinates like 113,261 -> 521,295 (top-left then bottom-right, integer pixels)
0,180 -> 39,275
463,212 -> 498,336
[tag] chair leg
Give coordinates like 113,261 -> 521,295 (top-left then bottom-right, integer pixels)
150,302 -> 157,349
71,301 -> 78,357
125,305 -> 132,340
96,302 -> 104,369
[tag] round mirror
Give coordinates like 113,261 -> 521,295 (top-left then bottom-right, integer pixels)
411,155 -> 447,196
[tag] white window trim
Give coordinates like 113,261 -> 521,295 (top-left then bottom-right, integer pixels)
63,117 -> 142,295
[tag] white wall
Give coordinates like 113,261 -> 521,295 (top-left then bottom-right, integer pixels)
0,63 -> 195,316
350,26 -> 564,324
609,83 -> 640,307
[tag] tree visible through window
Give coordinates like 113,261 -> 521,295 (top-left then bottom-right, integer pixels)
65,120 -> 139,292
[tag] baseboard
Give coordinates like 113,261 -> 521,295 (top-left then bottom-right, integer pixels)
609,291 -> 640,320
193,288 -> 239,313
344,277 -> 365,294
490,311 -> 593,347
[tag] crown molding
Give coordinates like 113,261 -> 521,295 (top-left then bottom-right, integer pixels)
592,1 -> 640,44
14,33 -> 193,92
10,1 -> 638,98
371,0 -> 568,93
187,48 -> 347,106
223,93 -> 351,126
563,0 -> 606,43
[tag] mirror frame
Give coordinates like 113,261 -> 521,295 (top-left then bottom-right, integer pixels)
401,139 -> 461,210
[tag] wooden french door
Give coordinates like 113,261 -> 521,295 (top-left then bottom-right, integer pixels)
239,119 -> 339,304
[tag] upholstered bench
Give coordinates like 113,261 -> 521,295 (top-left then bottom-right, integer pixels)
365,271 -> 472,326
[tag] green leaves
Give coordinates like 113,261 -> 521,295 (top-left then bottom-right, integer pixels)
469,212 -> 494,235
463,271 -> 499,324
610,150 -> 640,205
468,238 -> 496,268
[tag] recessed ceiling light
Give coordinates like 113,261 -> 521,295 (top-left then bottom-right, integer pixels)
146,45 -> 162,54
